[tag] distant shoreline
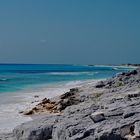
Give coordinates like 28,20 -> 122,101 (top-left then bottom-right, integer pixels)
0,63 -> 139,66
90,64 -> 138,69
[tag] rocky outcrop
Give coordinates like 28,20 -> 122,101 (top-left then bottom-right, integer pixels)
95,68 -> 140,90
0,133 -> 15,140
24,88 -> 81,115
1,68 -> 140,140
13,115 -> 59,140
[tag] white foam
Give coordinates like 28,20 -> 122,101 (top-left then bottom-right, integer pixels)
47,71 -> 98,75
0,103 -> 32,133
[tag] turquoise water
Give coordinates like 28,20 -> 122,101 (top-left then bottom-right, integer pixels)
0,64 -> 133,93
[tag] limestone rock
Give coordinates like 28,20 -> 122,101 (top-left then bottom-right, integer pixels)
90,112 -> 105,123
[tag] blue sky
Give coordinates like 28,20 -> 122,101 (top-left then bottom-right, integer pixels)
0,0 -> 139,64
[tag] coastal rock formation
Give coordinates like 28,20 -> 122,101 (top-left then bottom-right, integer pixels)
23,88 -> 81,115
95,69 -> 140,90
1,68 -> 140,140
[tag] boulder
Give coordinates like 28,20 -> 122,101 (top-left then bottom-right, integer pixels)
60,91 -> 76,99
95,81 -> 105,88
70,88 -> 79,92
127,92 -> 140,99
90,112 -> 105,123
13,115 -> 60,140
123,112 -> 136,119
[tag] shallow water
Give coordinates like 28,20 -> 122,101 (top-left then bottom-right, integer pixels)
0,64 -> 131,93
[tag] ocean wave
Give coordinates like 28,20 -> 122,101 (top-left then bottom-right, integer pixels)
47,72 -> 99,76
112,67 -> 119,70
112,67 -> 131,71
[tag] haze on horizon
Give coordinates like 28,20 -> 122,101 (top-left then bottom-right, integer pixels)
0,0 -> 140,65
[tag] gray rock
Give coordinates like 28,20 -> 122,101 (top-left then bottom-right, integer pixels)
95,81 -> 105,88
0,133 -> 16,140
60,88 -> 78,99
13,115 -> 60,140
127,92 -> 140,98
105,108 -> 124,117
90,112 -> 105,123
123,112 -> 136,119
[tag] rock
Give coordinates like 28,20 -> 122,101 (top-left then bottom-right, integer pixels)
95,81 -> 105,88
134,121 -> 140,139
41,98 -> 51,104
127,92 -> 140,98
0,133 -> 16,140
125,70 -> 138,76
57,97 -> 80,111
19,111 -> 24,114
90,112 -> 105,123
31,100 -> 39,104
133,137 -> 140,140
120,124 -> 135,138
13,115 -> 59,140
70,88 -> 79,92
24,110 -> 34,115
105,108 -> 124,117
99,132 -> 122,140
52,114 -> 94,140
123,112 -> 136,119
60,88 -> 79,100
34,95 -> 39,98
60,91 -> 76,99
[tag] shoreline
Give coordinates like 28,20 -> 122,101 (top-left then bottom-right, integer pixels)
94,64 -> 138,69
0,78 -> 104,133
1,68 -> 140,139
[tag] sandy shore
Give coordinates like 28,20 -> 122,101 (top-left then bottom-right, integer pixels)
0,79 -> 103,133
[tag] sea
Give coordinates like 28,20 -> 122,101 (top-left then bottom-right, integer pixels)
0,64 -> 134,133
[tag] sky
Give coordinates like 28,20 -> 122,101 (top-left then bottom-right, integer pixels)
0,0 -> 140,64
